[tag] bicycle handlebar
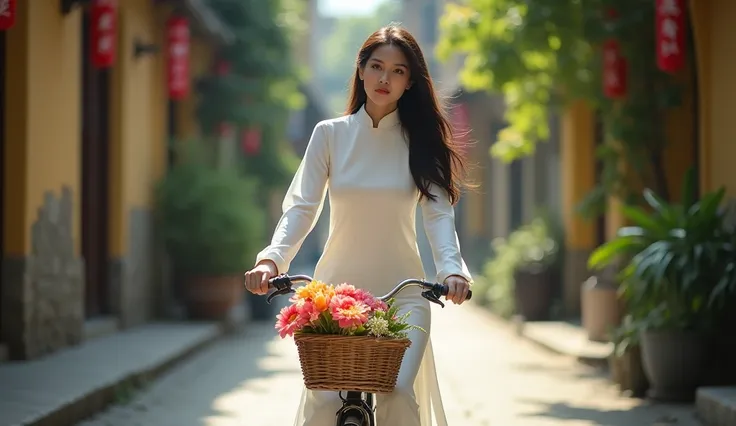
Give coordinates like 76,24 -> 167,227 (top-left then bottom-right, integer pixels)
264,274 -> 472,308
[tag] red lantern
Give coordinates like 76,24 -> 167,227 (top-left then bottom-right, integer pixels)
167,16 -> 190,100
656,0 -> 686,73
0,0 -> 17,31
90,0 -> 117,68
602,39 -> 627,99
240,128 -> 261,156
216,60 -> 231,76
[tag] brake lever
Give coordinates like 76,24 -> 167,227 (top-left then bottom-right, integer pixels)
421,290 -> 445,308
267,287 -> 294,304
266,274 -> 295,304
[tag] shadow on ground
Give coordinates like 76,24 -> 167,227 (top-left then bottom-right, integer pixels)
516,398 -> 702,426
78,265 -> 317,426
510,361 -> 606,381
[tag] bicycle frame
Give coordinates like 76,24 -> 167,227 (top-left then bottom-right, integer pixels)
263,274 -> 472,426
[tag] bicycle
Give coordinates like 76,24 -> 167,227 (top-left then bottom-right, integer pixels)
264,273 -> 472,426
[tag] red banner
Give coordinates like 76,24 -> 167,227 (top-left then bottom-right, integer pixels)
602,39 -> 627,99
656,0 -> 686,73
241,128 -> 261,156
0,0 -> 17,31
90,0 -> 117,68
167,16 -> 190,100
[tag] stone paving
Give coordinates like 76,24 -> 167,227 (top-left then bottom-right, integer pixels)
76,303 -> 702,426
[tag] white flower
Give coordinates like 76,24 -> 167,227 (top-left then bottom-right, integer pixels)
366,316 -> 390,337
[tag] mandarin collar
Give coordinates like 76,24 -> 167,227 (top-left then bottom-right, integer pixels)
356,104 -> 401,129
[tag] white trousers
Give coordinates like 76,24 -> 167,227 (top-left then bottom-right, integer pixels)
297,298 -> 431,426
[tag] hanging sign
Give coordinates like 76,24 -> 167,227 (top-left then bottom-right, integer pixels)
656,0 -> 686,73
241,127 -> 261,156
0,0 -> 17,31
602,39 -> 627,99
167,16 -> 190,100
91,0 -> 118,68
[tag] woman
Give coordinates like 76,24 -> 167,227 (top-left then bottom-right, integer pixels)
244,25 -> 472,426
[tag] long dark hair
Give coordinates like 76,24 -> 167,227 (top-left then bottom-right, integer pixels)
345,25 -> 468,205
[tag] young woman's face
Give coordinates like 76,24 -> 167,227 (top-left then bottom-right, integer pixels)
359,44 -> 413,109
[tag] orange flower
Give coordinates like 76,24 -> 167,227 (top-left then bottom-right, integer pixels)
313,291 -> 330,312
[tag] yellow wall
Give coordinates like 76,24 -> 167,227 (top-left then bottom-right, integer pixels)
663,66 -> 697,202
691,0 -> 736,198
4,0 -> 82,256
176,37 -> 213,141
108,0 -> 169,257
561,100 -> 596,250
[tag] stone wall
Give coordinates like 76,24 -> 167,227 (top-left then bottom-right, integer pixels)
0,187 -> 84,360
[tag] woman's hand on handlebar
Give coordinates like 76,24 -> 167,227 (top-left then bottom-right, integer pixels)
444,275 -> 470,305
244,260 -> 278,295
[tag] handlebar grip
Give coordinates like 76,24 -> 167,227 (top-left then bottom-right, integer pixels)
268,274 -> 291,289
438,284 -> 472,301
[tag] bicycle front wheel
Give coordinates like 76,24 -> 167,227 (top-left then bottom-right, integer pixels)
342,414 -> 364,426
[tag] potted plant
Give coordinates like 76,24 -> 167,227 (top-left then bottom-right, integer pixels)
485,215 -> 562,321
588,170 -> 736,402
608,314 -> 648,397
581,270 -> 623,343
155,140 -> 265,320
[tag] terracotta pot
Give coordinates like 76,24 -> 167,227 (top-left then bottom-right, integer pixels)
185,275 -> 243,320
581,276 -> 622,342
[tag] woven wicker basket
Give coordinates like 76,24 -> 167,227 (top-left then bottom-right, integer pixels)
293,333 -> 412,394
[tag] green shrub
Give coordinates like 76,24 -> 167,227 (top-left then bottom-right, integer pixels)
155,140 -> 266,276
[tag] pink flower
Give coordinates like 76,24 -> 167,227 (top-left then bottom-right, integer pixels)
296,299 -> 321,323
334,283 -> 358,298
275,304 -> 308,338
329,295 -> 370,329
354,288 -> 387,312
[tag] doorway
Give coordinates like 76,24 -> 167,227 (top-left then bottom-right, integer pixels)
81,10 -> 111,318
594,112 -> 607,246
0,30 -> 6,351
687,12 -> 700,200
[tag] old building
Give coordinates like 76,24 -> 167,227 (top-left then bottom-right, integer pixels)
0,0 -> 232,362
560,0 -> 736,315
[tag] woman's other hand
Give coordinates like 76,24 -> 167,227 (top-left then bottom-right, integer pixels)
444,275 -> 470,305
244,260 -> 278,295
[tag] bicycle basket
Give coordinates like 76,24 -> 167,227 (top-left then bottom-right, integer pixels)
293,334 -> 412,394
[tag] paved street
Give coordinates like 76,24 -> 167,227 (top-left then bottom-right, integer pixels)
77,302 -> 701,426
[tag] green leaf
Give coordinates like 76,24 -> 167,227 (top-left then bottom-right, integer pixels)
617,227 -> 646,238
621,205 -> 667,236
588,236 -> 642,270
642,189 -> 680,227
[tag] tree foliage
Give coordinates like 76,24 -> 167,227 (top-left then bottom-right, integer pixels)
197,0 -> 306,133
193,0 -> 307,191
437,0 -> 692,217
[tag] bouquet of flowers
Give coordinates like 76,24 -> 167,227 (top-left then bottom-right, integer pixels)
274,280 -> 424,339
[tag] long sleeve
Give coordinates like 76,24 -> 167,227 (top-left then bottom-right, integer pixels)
255,122 -> 330,273
420,185 -> 473,284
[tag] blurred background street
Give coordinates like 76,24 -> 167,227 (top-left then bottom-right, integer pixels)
1,0 -> 735,425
